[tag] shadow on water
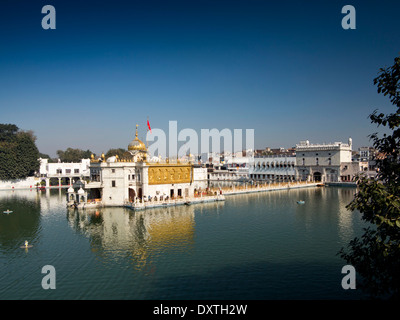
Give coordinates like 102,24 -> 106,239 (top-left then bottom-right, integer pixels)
0,190 -> 41,249
142,259 -> 368,300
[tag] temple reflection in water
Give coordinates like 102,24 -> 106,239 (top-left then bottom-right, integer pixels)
66,201 -> 224,271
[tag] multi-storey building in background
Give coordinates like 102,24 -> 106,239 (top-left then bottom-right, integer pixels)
295,139 -> 353,182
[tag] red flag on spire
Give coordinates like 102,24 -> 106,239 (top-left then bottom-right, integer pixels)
147,119 -> 151,133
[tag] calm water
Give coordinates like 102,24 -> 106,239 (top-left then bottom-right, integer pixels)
0,186 -> 367,300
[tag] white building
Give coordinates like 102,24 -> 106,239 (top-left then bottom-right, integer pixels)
192,164 -> 208,187
39,158 -> 91,186
208,155 -> 251,181
249,155 -> 296,182
295,139 -> 353,182
69,125 -> 208,207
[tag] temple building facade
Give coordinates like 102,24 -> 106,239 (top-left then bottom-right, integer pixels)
295,139 -> 353,182
68,125 -> 208,208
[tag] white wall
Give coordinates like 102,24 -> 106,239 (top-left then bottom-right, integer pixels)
39,158 -> 91,176
0,176 -> 39,190
193,167 -> 207,181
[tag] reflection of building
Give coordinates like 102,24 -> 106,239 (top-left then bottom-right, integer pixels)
68,125 -> 208,208
295,139 -> 352,182
66,205 -> 199,270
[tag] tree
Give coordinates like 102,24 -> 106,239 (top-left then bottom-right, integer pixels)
15,131 -> 40,177
0,124 -> 18,141
339,56 -> 400,299
38,153 -> 57,163
0,124 -> 40,180
56,148 -> 94,162
105,148 -> 131,160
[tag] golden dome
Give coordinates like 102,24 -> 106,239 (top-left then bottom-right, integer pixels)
128,124 -> 147,152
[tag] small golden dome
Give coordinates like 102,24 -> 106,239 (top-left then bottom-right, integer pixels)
128,124 -> 147,152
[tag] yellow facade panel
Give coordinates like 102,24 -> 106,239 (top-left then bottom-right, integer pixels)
148,165 -> 192,185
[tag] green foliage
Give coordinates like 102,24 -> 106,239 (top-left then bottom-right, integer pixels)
105,148 -> 131,160
0,124 -> 18,141
0,124 -> 40,180
38,152 -> 56,163
56,148 -> 94,162
38,152 -> 51,159
339,56 -> 400,299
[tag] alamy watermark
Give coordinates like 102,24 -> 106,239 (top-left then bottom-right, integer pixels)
145,120 -> 255,162
38,264 -> 356,291
41,5 -> 56,30
41,5 -> 356,31
341,265 -> 356,290
41,265 -> 56,290
341,5 -> 356,30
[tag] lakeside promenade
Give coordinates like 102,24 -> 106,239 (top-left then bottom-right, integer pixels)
125,181 -> 320,211
210,181 -> 319,196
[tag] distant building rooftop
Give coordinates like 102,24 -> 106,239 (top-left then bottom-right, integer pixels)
296,139 -> 352,151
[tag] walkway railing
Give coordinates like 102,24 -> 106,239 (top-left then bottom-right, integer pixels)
208,181 -> 315,195
125,195 -> 225,210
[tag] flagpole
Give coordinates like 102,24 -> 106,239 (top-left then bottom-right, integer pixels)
146,116 -> 148,149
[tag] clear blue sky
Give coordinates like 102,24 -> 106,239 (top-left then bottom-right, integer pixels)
0,0 -> 399,157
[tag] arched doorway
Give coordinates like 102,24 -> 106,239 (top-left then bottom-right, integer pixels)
129,188 -> 136,202
49,177 -> 60,186
138,188 -> 142,199
89,188 -> 101,201
313,172 -> 322,182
